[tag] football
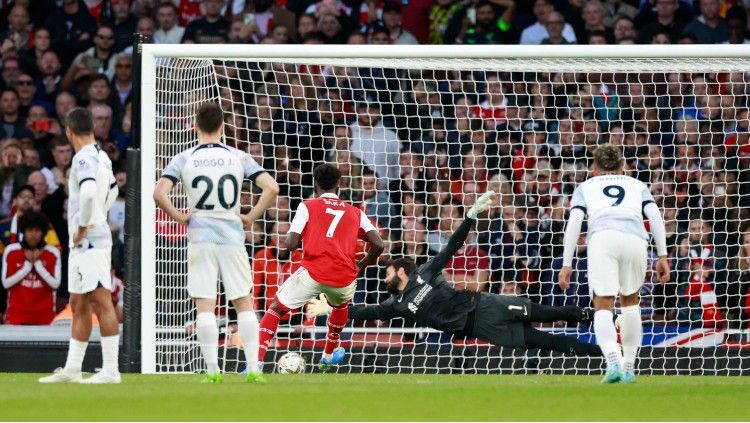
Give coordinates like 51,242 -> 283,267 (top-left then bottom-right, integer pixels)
276,352 -> 306,374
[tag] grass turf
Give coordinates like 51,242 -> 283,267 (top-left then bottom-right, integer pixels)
1,373 -> 748,421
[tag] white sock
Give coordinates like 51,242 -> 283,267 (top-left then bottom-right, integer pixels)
64,338 -> 88,372
196,312 -> 220,374
237,311 -> 260,373
100,335 -> 120,373
594,310 -> 622,370
619,305 -> 642,373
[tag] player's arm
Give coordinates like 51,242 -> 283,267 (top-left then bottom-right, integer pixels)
643,190 -> 670,284
307,294 -> 396,320
357,211 -> 385,273
286,202 -> 308,251
153,154 -> 190,226
104,174 -> 118,211
559,188 -> 586,289
241,171 -> 279,229
73,154 -> 100,245
422,191 -> 495,278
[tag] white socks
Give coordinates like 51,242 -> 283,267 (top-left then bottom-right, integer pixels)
594,310 -> 622,370
237,311 -> 260,373
64,338 -> 88,372
619,305 -> 642,373
196,312 -> 220,374
100,335 -> 120,373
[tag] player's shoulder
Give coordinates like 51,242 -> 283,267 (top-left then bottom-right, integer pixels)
73,144 -> 99,162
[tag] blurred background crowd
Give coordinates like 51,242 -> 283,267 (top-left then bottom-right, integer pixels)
0,0 -> 749,337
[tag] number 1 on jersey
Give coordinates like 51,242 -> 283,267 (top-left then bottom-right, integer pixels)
325,208 -> 345,238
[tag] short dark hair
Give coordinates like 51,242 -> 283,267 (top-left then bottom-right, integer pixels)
18,210 -> 48,234
14,184 -> 35,199
313,163 -> 341,191
195,102 -> 224,133
51,135 -> 70,149
388,257 -> 417,276
593,144 -> 624,172
65,107 -> 94,135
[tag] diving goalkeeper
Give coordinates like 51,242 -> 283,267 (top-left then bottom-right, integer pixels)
308,191 -> 602,357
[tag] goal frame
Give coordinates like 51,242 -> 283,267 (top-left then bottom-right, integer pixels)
135,43 -> 750,374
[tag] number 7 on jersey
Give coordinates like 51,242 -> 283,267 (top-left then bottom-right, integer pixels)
325,208 -> 345,238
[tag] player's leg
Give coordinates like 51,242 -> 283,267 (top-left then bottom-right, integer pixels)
522,325 -> 602,356
588,231 -> 623,383
318,282 -> 356,366
188,243 -> 221,382
222,244 -> 263,382
83,285 -> 121,384
526,302 -> 594,323
617,236 -> 648,383
258,268 -> 315,368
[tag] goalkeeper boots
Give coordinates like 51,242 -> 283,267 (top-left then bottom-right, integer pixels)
38,367 -> 83,384
318,347 -> 346,371
600,364 -> 623,384
201,373 -> 223,384
620,370 -> 636,384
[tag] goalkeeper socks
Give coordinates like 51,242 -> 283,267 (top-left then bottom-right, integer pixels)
100,335 -> 120,373
196,312 -> 220,374
593,310 -> 622,369
258,301 -> 290,363
619,305 -> 642,373
237,311 -> 260,373
324,303 -> 348,356
64,338 -> 88,372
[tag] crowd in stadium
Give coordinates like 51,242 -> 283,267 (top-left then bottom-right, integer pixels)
0,0 -> 749,336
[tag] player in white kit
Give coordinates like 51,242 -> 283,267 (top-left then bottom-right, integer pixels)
559,144 -> 670,384
153,102 -> 279,384
39,108 -> 121,384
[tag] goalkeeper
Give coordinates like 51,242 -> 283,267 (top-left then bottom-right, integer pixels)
308,191 -> 602,356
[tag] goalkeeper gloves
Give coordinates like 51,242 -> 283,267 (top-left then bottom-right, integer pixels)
466,190 -> 495,219
306,293 -> 332,319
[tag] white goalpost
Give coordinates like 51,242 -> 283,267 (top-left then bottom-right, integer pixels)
138,44 -> 750,375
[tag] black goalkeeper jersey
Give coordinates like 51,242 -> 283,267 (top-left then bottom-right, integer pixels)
348,218 -> 480,334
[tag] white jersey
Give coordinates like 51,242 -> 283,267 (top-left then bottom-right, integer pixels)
68,144 -> 116,249
570,174 -> 655,241
162,143 -> 265,245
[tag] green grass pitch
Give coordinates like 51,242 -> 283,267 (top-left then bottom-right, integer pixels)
1,373 -> 748,421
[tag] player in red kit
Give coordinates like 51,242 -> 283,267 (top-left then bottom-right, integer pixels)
257,164 -> 384,371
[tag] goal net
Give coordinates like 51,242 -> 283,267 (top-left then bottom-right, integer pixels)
138,44 -> 750,375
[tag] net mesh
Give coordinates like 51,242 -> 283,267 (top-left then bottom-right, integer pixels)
147,54 -> 750,375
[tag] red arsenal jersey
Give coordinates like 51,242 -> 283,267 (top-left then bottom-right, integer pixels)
3,244 -> 60,325
289,193 -> 376,287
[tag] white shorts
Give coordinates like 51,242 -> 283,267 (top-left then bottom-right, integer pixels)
588,230 -> 648,297
276,267 -> 355,309
68,247 -> 112,294
188,243 -> 252,301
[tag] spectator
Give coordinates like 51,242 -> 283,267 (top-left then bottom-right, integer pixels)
317,13 -> 347,44
135,16 -> 157,44
35,51 -> 64,103
108,169 -> 126,244
603,0 -> 637,28
22,146 -> 56,192
154,2 -> 186,44
26,104 -> 61,163
252,221 -> 302,312
0,183 -> 60,247
681,0 -> 727,44
427,200 -> 461,254
91,104 -> 127,157
455,0 -> 515,45
296,13 -> 318,41
520,0 -> 576,45
45,0 -> 97,66
0,88 -> 31,140
380,1 -> 419,44
612,15 -> 636,43
1,210 -> 61,325
1,57 -> 21,90
108,0 -> 137,53
580,0 -> 611,42
428,0 -> 463,44
393,217 -> 429,266
350,102 -> 401,188
63,24 -> 119,87
54,92 -> 76,129
15,73 -> 52,117
369,26 -> 391,44
49,136 -> 72,187
181,0 -> 231,44
18,27 -> 53,78
638,0 -> 686,44
545,231 -> 589,308
0,139 -> 32,219
0,5 -> 32,54
112,54 -> 132,105
724,14 -> 750,45
443,214 -> 491,292
26,170 -> 50,206
359,168 -> 398,230
86,74 -> 116,112
541,10 -> 570,44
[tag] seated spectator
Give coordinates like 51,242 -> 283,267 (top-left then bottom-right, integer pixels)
16,74 -> 53,119
108,169 -> 126,244
378,1 -> 419,45
455,0 -> 514,45
108,0 -> 138,53
296,13 -> 318,42
520,0 -> 577,44
443,216 -> 491,292
63,24 -> 119,86
44,0 -> 97,66
19,27 -> 53,79
91,104 -> 128,157
154,2 -> 186,44
581,0 -> 612,42
586,29 -> 608,44
394,217 -> 429,266
0,88 -> 32,140
54,92 -> 77,130
0,139 -> 32,219
0,184 -> 60,249
0,5 -> 33,54
181,0 -> 230,44
612,15 -> 636,43
112,54 -> 132,106
427,200 -> 461,254
638,0 -> 686,43
681,0 -> 727,44
1,57 -> 22,90
541,11 -> 571,44
2,210 -> 61,325
473,73 -> 507,128
724,13 -> 750,44
451,147 -> 490,203
428,0 -> 463,44
545,231 -> 590,308
22,147 -> 56,193
359,168 -> 398,230
34,51 -> 64,103
317,12 -> 347,44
